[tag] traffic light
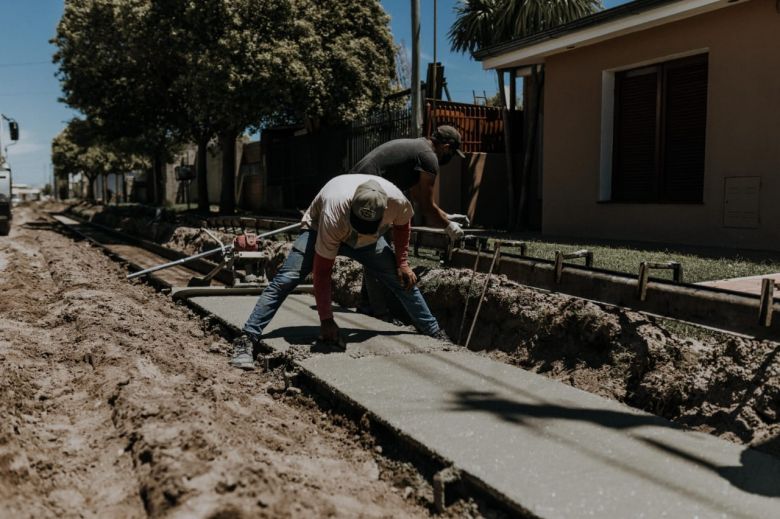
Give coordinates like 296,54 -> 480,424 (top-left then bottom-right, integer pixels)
9,121 -> 18,141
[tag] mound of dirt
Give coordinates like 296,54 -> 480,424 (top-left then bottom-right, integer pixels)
2,205 -> 437,517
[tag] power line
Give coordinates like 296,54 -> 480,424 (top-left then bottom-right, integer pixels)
0,60 -> 51,68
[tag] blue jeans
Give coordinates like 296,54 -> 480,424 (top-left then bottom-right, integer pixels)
242,230 -> 440,338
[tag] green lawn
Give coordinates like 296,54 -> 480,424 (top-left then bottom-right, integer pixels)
495,239 -> 780,283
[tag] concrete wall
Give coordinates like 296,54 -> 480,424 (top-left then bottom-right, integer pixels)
542,0 -> 780,251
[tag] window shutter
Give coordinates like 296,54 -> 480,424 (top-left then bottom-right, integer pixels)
613,68 -> 658,201
662,55 -> 708,202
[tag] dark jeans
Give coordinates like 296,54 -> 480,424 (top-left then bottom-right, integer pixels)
242,230 -> 440,338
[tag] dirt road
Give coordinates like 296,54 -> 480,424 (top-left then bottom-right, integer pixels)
0,205 -> 438,518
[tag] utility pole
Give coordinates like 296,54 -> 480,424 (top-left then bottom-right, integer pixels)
411,0 -> 422,137
431,0 -> 437,130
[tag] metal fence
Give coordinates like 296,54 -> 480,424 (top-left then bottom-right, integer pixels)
347,107 -> 415,169
264,100 -> 522,209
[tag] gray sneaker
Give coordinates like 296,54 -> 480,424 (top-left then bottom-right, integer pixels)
432,329 -> 452,343
230,334 -> 256,370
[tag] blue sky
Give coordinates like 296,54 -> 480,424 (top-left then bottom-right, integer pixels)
0,0 -> 626,186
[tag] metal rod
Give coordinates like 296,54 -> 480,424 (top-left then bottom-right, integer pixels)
457,241 -> 482,344
465,243 -> 501,349
127,222 -> 301,280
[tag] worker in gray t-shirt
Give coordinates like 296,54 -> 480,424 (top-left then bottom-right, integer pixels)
350,125 -> 470,322
350,125 -> 470,239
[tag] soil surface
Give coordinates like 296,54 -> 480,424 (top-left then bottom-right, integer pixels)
0,204 -> 461,518
71,204 -> 780,454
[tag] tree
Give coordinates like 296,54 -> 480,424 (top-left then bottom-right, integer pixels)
54,0 -> 396,214
448,0 -> 601,229
52,118 -> 148,201
54,0 -> 187,206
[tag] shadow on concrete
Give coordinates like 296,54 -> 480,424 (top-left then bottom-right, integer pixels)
451,390 -> 780,497
263,325 -> 419,348
641,436 -> 780,498
450,390 -> 672,429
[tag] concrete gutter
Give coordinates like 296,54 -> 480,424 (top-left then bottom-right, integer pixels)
449,248 -> 780,339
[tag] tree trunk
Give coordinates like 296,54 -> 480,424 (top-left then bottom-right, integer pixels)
86,174 -> 96,201
497,69 -> 516,231
197,135 -> 210,213
152,152 -> 166,206
219,129 -> 238,214
58,175 -> 69,200
102,173 -> 109,203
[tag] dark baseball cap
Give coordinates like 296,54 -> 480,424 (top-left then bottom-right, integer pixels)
432,125 -> 466,158
350,179 -> 387,235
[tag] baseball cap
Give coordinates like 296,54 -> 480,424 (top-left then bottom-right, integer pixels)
432,125 -> 466,158
350,179 -> 387,235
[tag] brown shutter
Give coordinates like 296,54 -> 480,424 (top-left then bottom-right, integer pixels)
612,67 -> 659,201
661,55 -> 708,202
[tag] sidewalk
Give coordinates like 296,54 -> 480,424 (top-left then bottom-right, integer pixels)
190,293 -> 780,518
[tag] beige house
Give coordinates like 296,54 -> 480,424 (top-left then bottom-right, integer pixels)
477,0 -> 780,251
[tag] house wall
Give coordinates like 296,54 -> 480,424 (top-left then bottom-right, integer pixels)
542,0 -> 780,250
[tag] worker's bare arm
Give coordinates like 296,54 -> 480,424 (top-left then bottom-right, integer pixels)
409,171 -> 450,228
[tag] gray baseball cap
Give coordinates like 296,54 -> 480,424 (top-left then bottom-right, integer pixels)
350,179 -> 387,235
432,125 -> 466,158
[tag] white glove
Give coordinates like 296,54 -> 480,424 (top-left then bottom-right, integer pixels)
447,213 -> 471,227
445,221 -> 464,242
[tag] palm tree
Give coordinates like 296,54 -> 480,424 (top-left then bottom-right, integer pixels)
449,0 -> 601,52
449,0 -> 602,229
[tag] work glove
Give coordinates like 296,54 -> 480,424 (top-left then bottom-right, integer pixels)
445,221 -> 464,242
447,213 -> 471,227
397,264 -> 418,291
319,317 -> 341,343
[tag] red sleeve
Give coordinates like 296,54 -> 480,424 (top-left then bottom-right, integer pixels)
313,252 -> 335,321
392,221 -> 411,268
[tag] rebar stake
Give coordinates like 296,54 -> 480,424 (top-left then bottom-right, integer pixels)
464,243 -> 501,350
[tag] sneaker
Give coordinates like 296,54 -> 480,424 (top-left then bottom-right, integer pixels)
229,334 -> 256,370
432,329 -> 452,343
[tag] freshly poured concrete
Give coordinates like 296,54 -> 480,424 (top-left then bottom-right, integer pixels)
188,293 -> 780,518
189,294 -> 449,356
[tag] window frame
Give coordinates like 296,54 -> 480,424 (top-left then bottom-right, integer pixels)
599,50 -> 709,204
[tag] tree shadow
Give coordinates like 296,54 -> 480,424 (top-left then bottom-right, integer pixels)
450,390 -> 780,497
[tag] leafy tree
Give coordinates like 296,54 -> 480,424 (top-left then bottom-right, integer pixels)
52,118 -> 148,201
449,0 -> 601,53
54,0 -> 186,205
54,0 -> 396,214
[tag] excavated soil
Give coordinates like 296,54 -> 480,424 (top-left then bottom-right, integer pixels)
0,204 -> 464,518
72,205 -> 780,456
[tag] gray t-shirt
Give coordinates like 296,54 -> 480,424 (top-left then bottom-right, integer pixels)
349,138 -> 439,192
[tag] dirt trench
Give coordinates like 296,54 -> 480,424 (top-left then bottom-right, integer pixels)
2,205 -> 469,518
74,205 -> 780,455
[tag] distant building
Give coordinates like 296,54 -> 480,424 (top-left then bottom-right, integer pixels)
11,184 -> 41,203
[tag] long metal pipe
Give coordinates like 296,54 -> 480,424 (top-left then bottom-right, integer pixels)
126,222 -> 302,280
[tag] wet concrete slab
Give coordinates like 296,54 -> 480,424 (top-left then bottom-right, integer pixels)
302,351 -> 780,518
187,294 -> 449,356
188,292 -> 780,517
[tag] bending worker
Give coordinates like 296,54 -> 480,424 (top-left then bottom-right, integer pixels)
350,124 -> 469,320
230,174 -> 445,370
